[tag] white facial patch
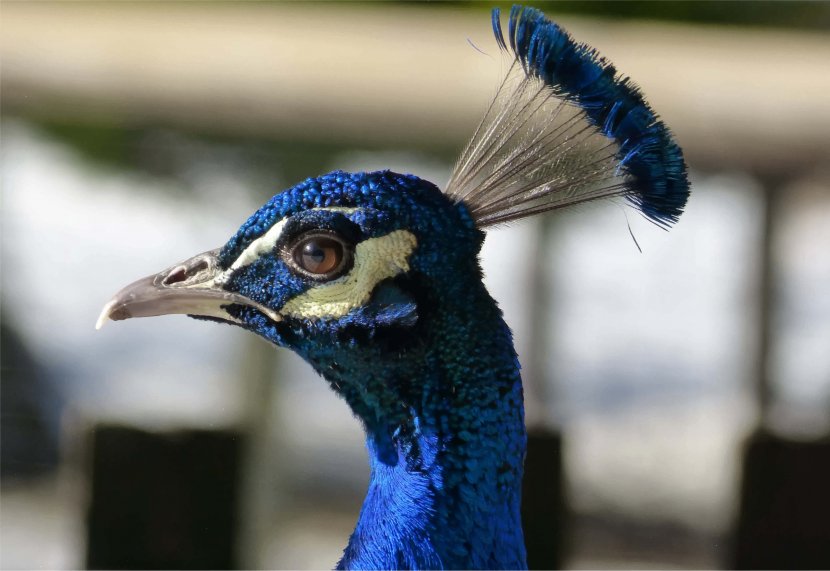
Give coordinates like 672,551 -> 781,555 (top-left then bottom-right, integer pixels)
281,230 -> 418,320
220,218 -> 288,280
217,207 -> 359,284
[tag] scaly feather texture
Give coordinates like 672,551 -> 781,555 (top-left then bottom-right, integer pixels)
100,5 -> 689,570
216,172 -> 527,569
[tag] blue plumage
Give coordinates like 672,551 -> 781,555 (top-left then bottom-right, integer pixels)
98,6 -> 689,570
493,6 -> 689,227
216,171 -> 527,568
447,6 -> 689,229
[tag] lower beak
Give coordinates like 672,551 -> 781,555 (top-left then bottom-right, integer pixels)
96,248 -> 282,329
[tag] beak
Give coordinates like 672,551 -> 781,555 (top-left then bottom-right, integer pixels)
96,248 -> 282,330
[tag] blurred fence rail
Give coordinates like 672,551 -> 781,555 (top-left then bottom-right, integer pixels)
3,2 -> 830,173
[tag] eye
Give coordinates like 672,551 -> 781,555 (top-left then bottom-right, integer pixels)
287,232 -> 353,280
298,237 -> 341,273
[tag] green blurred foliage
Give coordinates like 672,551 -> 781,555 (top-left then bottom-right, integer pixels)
437,1 -> 830,31
546,1 -> 830,30
39,122 -> 145,170
36,120 -> 344,188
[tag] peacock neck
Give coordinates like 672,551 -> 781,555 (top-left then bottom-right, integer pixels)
331,279 -> 528,570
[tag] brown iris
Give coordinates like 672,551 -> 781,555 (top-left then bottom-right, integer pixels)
291,233 -> 349,278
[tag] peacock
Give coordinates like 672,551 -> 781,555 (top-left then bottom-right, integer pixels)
97,6 -> 689,569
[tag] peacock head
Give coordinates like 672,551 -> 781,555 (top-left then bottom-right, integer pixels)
98,170 -> 487,430
99,169 -> 479,335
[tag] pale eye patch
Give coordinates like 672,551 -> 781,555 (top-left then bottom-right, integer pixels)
280,229 -> 418,320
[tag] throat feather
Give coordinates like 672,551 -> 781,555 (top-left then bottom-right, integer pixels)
332,299 -> 527,570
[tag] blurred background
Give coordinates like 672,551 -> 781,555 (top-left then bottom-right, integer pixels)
2,2 -> 829,569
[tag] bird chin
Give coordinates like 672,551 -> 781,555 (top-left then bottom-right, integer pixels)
188,314 -> 241,327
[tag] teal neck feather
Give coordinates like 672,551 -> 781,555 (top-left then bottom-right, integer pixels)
317,279 -> 528,569
218,171 -> 530,569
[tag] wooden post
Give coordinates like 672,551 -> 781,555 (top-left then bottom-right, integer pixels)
521,214 -> 567,569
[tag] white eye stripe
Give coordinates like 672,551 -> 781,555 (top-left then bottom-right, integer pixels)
221,218 -> 289,279
218,207 -> 361,283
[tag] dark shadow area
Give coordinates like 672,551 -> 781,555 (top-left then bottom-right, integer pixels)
732,430 -> 830,569
1,316 -> 63,479
86,426 -> 243,570
522,429 -> 567,569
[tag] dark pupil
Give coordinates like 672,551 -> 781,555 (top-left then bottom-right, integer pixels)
298,237 -> 342,274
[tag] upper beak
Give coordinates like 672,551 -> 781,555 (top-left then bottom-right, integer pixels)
96,248 -> 282,330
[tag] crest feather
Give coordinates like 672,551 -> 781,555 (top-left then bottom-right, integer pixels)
445,5 -> 690,229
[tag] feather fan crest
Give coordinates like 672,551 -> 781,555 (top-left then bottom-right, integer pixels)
445,5 -> 690,229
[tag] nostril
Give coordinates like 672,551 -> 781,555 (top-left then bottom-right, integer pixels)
163,266 -> 188,286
